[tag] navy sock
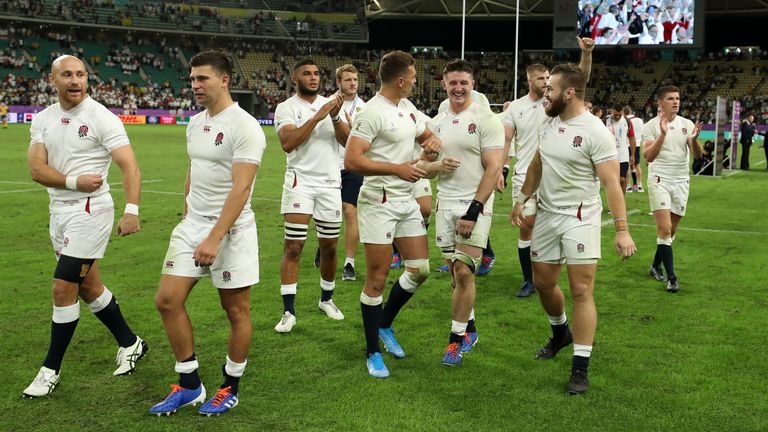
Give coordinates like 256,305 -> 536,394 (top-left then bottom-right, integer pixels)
631,172 -> 638,186
221,365 -> 240,394
392,243 -> 399,255
483,239 -> 495,258
449,332 -> 464,344
43,319 -> 79,373
361,303 -> 382,356
380,281 -> 414,329
552,322 -> 570,340
518,246 -> 533,282
94,296 -> 137,348
282,294 -> 296,315
652,245 -> 662,269
572,355 -> 590,373
179,354 -> 201,389
466,319 -> 476,333
659,244 -> 676,281
320,289 -> 333,302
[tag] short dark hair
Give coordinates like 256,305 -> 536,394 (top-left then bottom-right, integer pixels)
657,85 -> 680,100
443,59 -> 474,76
613,103 -> 623,112
189,51 -> 233,78
379,51 -> 414,83
550,63 -> 586,99
293,58 -> 318,72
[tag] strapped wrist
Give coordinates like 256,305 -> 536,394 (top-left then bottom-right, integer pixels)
461,200 -> 483,222
65,176 -> 78,191
124,203 -> 139,216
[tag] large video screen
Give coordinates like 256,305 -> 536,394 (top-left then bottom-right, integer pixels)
571,1 -> 699,47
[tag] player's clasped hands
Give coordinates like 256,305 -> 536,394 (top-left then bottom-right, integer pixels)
395,159 -> 426,183
76,173 -> 104,192
193,235 -> 221,267
420,135 -> 442,155
615,231 -> 637,260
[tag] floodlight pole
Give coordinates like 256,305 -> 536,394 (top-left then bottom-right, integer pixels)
461,0 -> 466,59
514,0 -> 519,99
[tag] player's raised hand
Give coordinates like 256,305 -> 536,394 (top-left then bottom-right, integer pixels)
329,92 -> 344,117
394,159 -> 426,182
659,113 -> 669,135
316,98 -> 339,119
76,174 -> 104,192
193,235 -> 221,267
577,36 -> 595,52
614,231 -> 637,260
691,121 -> 702,140
116,214 -> 140,237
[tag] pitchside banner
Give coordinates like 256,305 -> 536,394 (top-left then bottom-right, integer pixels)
118,115 -> 147,125
730,101 -> 741,170
714,96 -> 727,174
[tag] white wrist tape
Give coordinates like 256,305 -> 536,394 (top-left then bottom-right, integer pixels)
65,176 -> 78,191
124,203 -> 139,216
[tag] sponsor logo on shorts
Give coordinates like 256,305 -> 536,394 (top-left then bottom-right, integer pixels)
78,125 -> 89,138
436,236 -> 443,242
573,136 -> 583,147
61,118 -> 70,125
203,125 -> 211,133
531,250 -> 538,257
165,260 -> 174,268
222,271 -> 232,282
335,210 -> 341,217
660,202 -> 666,206
63,237 -> 69,247
386,232 -> 392,239
293,202 -> 301,209
467,123 -> 477,134
680,206 -> 685,211
214,132 -> 224,146
577,243 -> 585,253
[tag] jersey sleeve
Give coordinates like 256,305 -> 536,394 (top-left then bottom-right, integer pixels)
349,107 -> 379,143
100,112 -> 130,151
640,120 -> 657,144
502,105 -> 516,128
274,101 -> 295,132
29,113 -> 44,146
480,112 -> 505,150
589,125 -> 619,164
232,118 -> 267,165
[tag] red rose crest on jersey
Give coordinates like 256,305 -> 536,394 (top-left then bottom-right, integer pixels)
61,118 -> 70,125
410,113 -> 417,123
682,128 -> 688,134
78,125 -> 89,138
572,136 -> 583,148
467,123 -> 477,134
214,132 -> 224,146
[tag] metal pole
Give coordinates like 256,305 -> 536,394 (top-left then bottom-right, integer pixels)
513,0 -> 520,99
461,0 -> 466,59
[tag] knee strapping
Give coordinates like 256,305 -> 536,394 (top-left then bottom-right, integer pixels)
285,222 -> 308,241
440,247 -> 455,260
315,220 -> 341,239
451,250 -> 481,274
402,259 -> 430,291
54,255 -> 95,284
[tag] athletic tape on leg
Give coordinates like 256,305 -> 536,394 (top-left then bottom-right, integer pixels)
451,250 -> 481,274
402,259 -> 430,291
315,220 -> 341,239
285,222 -> 309,241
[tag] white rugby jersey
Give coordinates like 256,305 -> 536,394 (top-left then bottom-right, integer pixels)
626,115 -> 644,147
502,94 -> 547,176
349,93 -> 427,200
437,90 -> 491,115
186,103 -> 266,226
275,94 -> 340,187
339,95 -> 366,170
640,115 -> 696,180
29,96 -> 129,212
538,111 -> 617,219
605,115 -> 634,163
431,102 -> 505,211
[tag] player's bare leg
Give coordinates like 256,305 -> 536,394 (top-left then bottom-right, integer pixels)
566,263 -> 597,394
516,214 -> 537,297
532,262 -> 573,360
276,213 -> 312,331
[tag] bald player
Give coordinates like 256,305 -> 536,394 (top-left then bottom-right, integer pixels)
24,55 -> 146,398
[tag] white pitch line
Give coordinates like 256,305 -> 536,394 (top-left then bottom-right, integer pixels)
601,208 -> 641,226
0,180 -> 34,185
629,222 -> 768,236
0,188 -> 41,194
723,160 -> 767,177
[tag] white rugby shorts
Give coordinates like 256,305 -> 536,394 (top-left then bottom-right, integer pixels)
50,194 -> 114,260
648,175 -> 689,216
530,209 -> 601,264
413,178 -> 432,199
357,194 -> 426,244
281,181 -> 342,223
435,203 -> 492,258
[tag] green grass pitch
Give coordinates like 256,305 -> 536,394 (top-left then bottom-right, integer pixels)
0,123 -> 767,431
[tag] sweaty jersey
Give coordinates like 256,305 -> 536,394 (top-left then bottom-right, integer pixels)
605,115 -> 635,163
29,97 -> 129,212
186,103 -> 266,226
431,102 -> 505,211
437,90 -> 491,115
502,94 -> 547,176
350,93 -> 427,200
339,96 -> 366,170
537,111 -> 617,219
640,115 -> 696,180
275,94 -> 341,187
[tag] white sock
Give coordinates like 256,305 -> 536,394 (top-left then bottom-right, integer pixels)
573,344 -> 593,358
548,313 -> 567,326
345,257 -> 355,267
518,239 -> 531,248
53,302 -> 80,323
469,308 -> 475,321
360,292 -> 382,306
175,358 -> 199,374
87,286 -> 112,313
451,320 -> 468,336
280,283 -> 297,295
320,278 -> 335,291
224,355 -> 247,378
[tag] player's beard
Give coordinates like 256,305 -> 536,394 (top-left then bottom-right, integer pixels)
545,94 -> 566,117
298,82 -> 319,97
